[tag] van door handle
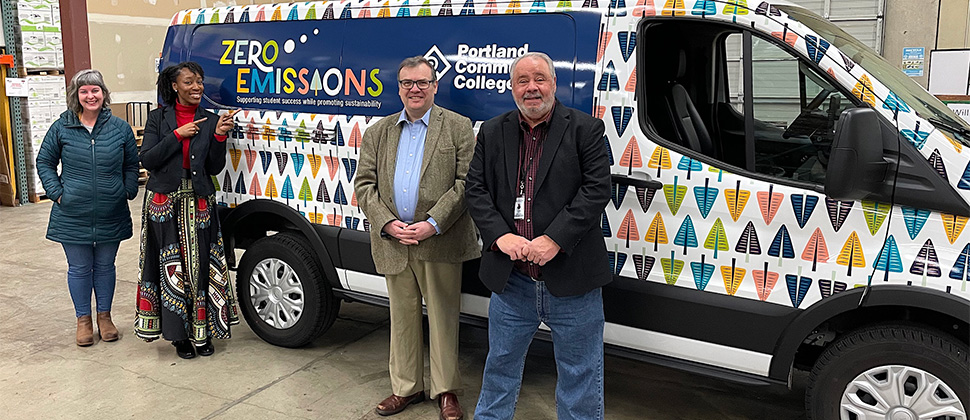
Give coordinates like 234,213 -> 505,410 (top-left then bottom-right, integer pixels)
611,173 -> 663,190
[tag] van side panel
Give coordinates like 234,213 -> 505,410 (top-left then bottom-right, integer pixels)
161,13 -> 600,120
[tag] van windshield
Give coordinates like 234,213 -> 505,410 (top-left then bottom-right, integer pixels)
778,5 -> 970,145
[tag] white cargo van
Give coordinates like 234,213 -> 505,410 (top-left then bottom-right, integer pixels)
159,1 -> 970,417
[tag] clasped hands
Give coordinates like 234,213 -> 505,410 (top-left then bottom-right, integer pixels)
496,233 -> 560,266
383,220 -> 437,245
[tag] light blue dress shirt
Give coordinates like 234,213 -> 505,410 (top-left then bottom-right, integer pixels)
393,108 -> 439,233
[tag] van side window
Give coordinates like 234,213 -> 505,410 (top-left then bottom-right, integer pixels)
639,21 -> 857,185
724,33 -> 855,184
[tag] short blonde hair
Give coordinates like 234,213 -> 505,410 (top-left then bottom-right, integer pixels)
66,69 -> 111,115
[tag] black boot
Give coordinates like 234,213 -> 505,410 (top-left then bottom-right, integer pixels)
196,339 -> 214,357
173,339 -> 196,359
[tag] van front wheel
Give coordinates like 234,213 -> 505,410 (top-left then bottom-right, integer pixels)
806,324 -> 968,420
236,232 -> 340,348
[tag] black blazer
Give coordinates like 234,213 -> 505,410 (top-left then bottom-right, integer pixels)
466,101 -> 612,297
140,105 -> 227,196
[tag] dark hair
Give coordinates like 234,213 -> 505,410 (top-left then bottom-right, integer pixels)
157,62 -> 204,106
398,56 -> 437,82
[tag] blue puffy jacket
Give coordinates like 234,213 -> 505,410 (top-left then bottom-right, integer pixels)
36,108 -> 140,244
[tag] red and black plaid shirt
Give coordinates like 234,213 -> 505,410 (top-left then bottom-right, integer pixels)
513,107 -> 554,279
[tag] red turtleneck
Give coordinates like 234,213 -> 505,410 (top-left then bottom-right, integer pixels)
173,101 -> 226,169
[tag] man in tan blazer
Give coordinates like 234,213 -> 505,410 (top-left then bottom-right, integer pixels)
354,56 -> 479,420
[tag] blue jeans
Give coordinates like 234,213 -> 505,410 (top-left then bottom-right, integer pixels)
475,271 -> 605,420
62,242 -> 120,317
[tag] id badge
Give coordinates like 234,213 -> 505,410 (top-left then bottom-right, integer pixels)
514,196 -> 526,220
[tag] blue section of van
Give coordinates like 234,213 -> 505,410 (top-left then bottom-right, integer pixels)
159,12 -> 601,120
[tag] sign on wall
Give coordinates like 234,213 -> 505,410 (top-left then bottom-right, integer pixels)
902,47 -> 925,77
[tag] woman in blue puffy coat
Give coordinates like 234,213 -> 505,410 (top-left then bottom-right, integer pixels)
36,69 -> 140,347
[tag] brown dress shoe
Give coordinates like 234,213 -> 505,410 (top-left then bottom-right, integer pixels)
96,312 -> 119,342
375,391 -> 425,416
76,315 -> 94,347
438,392 -> 463,420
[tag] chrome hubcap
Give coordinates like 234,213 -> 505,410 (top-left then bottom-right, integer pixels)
840,365 -> 966,420
250,258 -> 305,329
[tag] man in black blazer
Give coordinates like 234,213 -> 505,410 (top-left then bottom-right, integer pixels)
466,52 -> 611,420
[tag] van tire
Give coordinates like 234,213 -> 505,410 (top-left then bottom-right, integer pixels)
805,324 -> 968,419
236,232 -> 340,348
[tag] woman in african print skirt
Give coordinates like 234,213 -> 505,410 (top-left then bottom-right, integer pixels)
135,62 -> 241,359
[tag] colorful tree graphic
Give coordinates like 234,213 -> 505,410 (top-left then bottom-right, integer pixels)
617,209 -> 640,248
635,185 -> 658,212
619,136 -> 642,175
234,173 -> 246,194
768,224 -> 794,266
608,244 -> 628,275
229,148 -> 241,171
611,181 -> 628,210
647,145 -> 671,177
264,174 -> 279,198
661,0 -> 684,16
299,177 -> 313,207
632,0 -> 655,17
872,235 -> 903,273
274,151 -> 289,175
752,261 -> 779,301
674,215 -> 697,255
259,150 -> 273,174
645,212 -> 667,251
317,179 -> 331,203
902,206 -> 930,240
901,121 -> 930,150
818,277 -> 847,298
661,250 -> 684,285
691,0 -> 715,15
836,231 -> 865,276
949,243 -> 970,292
735,221 -> 762,263
724,180 -> 750,222
720,258 -> 745,296
861,201 -> 889,236
612,106 -> 633,137
325,150 -> 340,180
704,218 -> 729,259
249,173 -> 262,197
825,198 -> 852,232
690,254 -> 714,291
663,175 -> 687,215
786,268 -> 812,308
677,156 -> 702,180
852,74 -> 876,107
927,149 -> 948,180
910,238 -> 941,286
801,227 -> 829,271
942,213 -> 968,244
790,193 -> 818,229
722,0 -> 747,22
693,178 -> 719,219
756,185 -> 783,225
342,154 -> 358,181
632,247 -> 655,281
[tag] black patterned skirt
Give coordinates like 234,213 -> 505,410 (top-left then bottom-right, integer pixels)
135,177 -> 239,343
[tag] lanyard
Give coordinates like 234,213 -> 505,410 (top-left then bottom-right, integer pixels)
517,132 -> 541,196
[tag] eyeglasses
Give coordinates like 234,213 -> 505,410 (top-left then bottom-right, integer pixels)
398,79 -> 434,90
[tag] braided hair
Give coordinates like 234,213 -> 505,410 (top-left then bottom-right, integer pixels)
156,62 -> 204,106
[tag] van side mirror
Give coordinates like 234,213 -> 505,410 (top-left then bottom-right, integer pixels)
825,107 -> 888,200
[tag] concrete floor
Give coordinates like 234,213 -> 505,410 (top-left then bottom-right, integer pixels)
0,189 -> 807,419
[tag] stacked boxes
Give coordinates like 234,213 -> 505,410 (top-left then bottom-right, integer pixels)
22,76 -> 67,196
17,0 -> 63,70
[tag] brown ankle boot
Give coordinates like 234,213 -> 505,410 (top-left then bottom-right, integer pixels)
97,312 -> 119,342
76,315 -> 94,347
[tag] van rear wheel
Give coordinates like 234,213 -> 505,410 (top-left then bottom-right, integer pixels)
236,232 -> 340,348
806,324 -> 968,420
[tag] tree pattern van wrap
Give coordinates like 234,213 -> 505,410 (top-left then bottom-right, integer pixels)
169,0 -> 970,310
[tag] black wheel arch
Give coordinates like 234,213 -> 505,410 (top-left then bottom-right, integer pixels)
218,200 -> 342,290
769,285 -> 970,382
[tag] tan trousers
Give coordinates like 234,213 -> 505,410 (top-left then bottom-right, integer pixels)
385,259 -> 462,399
